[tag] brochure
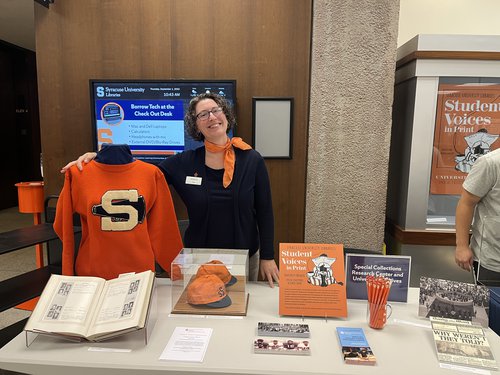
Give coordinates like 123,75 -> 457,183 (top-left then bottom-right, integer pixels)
336,327 -> 376,366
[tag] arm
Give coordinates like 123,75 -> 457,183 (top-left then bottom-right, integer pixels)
60,152 -> 97,173
455,188 -> 481,271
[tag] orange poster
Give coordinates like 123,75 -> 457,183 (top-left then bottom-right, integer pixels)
279,243 -> 347,318
430,84 -> 500,195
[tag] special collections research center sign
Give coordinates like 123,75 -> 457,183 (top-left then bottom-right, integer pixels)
279,243 -> 347,318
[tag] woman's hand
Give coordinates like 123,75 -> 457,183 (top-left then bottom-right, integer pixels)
60,152 -> 97,173
260,259 -> 280,288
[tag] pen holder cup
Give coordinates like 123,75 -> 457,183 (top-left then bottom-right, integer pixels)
367,302 -> 392,329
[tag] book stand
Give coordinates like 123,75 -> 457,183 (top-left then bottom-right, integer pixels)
25,278 -> 158,347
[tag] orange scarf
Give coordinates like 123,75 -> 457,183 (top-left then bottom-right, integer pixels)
204,137 -> 252,188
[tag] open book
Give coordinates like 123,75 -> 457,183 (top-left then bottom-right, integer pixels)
24,270 -> 155,342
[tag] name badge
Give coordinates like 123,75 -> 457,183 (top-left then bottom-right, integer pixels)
185,176 -> 202,185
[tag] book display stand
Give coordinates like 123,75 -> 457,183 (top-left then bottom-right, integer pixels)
24,278 -> 158,347
170,248 -> 249,316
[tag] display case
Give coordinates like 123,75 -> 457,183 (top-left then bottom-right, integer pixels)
387,34 -> 500,235
170,248 -> 249,316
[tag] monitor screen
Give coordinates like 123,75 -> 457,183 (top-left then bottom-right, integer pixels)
89,79 -> 236,164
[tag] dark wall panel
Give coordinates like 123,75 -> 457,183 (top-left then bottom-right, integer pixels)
35,0 -> 312,256
0,41 -> 41,209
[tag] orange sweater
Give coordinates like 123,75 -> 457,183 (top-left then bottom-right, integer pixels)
54,161 -> 182,279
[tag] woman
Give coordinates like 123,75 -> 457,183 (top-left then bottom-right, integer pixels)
62,92 -> 279,287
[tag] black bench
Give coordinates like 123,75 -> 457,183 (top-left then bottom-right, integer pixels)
0,266 -> 58,348
0,199 -> 81,348
0,223 -> 63,255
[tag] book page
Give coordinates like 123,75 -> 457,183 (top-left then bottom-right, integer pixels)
87,270 -> 154,338
24,275 -> 105,337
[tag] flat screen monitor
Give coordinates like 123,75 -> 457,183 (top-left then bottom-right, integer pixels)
89,79 -> 236,164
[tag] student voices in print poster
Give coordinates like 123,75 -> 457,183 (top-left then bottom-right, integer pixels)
431,84 -> 500,195
279,243 -> 347,318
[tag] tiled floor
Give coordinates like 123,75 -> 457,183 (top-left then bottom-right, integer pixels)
0,208 -> 39,331
0,207 -> 40,375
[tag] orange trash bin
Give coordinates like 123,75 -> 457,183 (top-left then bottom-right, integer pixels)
14,181 -> 45,311
15,181 -> 45,213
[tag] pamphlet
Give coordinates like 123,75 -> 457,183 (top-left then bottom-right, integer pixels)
159,327 -> 212,362
257,322 -> 310,338
253,338 -> 311,355
336,327 -> 376,366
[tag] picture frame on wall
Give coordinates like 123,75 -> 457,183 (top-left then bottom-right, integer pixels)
252,97 -> 294,159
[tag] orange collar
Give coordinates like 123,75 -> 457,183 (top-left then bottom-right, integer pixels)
204,137 -> 252,187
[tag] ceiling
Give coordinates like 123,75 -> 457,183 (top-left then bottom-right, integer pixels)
0,0 -> 36,51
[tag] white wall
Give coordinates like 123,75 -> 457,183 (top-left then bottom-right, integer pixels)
398,0 -> 500,47
0,0 -> 35,51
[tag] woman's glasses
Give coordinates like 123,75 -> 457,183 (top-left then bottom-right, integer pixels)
196,107 -> 224,121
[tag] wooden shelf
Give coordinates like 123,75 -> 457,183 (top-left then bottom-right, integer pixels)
385,220 -> 456,246
396,50 -> 500,69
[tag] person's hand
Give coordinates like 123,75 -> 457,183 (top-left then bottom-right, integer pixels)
260,259 -> 279,288
60,152 -> 97,173
455,244 -> 473,271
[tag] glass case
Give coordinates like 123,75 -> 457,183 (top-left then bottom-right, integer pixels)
387,34 -> 500,231
170,248 -> 249,316
428,77 -> 500,226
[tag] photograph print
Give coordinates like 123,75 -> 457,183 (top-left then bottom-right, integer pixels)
418,276 -> 490,327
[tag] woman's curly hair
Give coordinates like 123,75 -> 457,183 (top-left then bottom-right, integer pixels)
185,92 -> 236,142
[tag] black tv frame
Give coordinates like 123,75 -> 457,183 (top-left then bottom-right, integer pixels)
89,79 -> 237,164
